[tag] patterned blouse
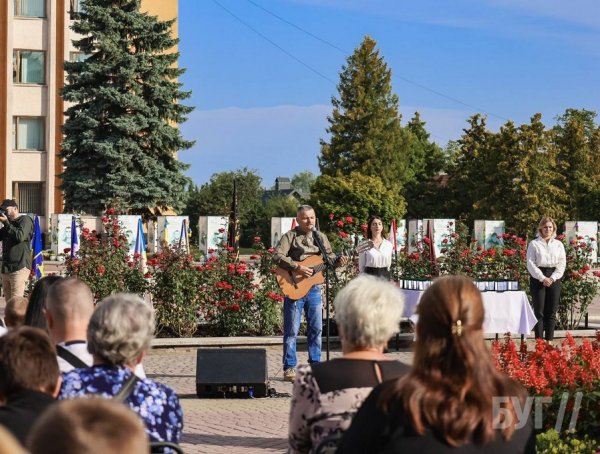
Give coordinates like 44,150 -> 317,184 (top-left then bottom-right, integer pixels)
288,358 -> 410,454
59,365 -> 183,444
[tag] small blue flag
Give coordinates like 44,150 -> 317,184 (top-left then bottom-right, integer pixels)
32,216 -> 44,279
70,216 -> 79,258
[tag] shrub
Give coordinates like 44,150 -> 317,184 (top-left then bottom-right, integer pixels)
536,429 -> 600,453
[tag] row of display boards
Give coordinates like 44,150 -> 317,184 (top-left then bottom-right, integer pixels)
49,214 -> 190,256
48,215 -> 600,263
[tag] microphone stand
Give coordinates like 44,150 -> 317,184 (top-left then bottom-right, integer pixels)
311,227 -> 338,361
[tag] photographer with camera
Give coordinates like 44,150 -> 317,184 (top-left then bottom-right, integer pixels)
0,200 -> 33,300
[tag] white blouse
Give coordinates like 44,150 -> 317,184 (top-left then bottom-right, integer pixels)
358,239 -> 393,272
526,236 -> 566,282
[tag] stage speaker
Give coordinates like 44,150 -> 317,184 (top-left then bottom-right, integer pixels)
196,348 -> 269,398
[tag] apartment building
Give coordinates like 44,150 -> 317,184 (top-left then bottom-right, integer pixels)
0,0 -> 178,229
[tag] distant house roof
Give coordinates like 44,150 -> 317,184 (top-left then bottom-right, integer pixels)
431,173 -> 449,187
261,188 -> 303,204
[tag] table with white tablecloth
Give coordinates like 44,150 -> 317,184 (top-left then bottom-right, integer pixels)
400,289 -> 537,336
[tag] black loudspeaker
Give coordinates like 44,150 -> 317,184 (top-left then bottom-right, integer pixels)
196,348 -> 269,398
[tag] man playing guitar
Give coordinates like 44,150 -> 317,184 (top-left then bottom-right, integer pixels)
272,205 -> 348,382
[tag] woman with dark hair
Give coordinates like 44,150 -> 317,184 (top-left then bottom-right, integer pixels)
338,276 -> 535,454
358,216 -> 393,280
24,276 -> 62,331
527,216 -> 565,341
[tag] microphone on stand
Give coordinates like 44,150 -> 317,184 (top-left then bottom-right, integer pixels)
311,227 -> 330,263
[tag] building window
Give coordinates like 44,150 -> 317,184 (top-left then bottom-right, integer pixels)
13,50 -> 45,84
12,117 -> 45,151
13,182 -> 45,216
69,52 -> 91,62
14,0 -> 45,18
69,0 -> 84,16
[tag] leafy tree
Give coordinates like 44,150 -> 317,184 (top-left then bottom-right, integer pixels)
318,35 -> 410,191
446,114 -> 493,224
183,169 -> 264,247
553,109 -> 600,220
263,195 -> 298,219
291,171 -> 316,195
60,0 -> 194,216
309,172 -> 406,238
402,112 -> 448,218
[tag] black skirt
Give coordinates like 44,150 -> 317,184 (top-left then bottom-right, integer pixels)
364,266 -> 390,280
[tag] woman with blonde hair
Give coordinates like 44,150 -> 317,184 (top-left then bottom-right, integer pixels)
338,276 -> 535,453
526,216 -> 566,341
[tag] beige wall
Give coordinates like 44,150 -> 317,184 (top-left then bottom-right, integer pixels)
2,0 -> 179,229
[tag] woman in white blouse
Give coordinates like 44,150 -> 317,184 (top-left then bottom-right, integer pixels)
526,217 -> 566,341
359,216 -> 393,280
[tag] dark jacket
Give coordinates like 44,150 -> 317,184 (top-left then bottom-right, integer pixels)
0,390 -> 56,446
0,215 -> 33,273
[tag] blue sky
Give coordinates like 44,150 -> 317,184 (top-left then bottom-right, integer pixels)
176,0 -> 600,188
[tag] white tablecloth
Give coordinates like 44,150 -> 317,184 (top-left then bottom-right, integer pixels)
400,290 -> 537,336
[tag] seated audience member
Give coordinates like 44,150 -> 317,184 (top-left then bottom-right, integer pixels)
45,277 -> 145,377
288,275 -> 410,454
24,275 -> 62,331
0,327 -> 59,446
59,293 -> 183,444
338,276 -> 536,454
28,398 -> 148,454
4,296 -> 28,328
0,426 -> 28,454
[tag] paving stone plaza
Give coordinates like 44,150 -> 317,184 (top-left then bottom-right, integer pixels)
144,346 -> 414,454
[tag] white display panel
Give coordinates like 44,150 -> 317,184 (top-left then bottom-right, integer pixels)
157,216 -> 190,252
474,220 -> 505,249
50,214 -> 81,255
117,215 -> 142,257
423,219 -> 455,257
271,217 -> 296,248
198,216 -> 228,255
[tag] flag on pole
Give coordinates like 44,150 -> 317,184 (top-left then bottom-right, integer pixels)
291,218 -> 297,230
227,180 -> 240,260
31,216 -> 44,279
179,219 -> 190,255
389,219 -> 398,252
425,220 -> 437,264
163,217 -> 169,247
70,216 -> 79,258
134,218 -> 148,274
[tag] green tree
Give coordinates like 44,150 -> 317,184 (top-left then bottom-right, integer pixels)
291,171 -> 316,195
553,109 -> 600,220
60,0 -> 194,216
402,112 -> 448,218
318,36 -> 410,191
446,114 -> 493,224
309,172 -> 406,237
263,195 -> 298,219
183,169 -> 264,247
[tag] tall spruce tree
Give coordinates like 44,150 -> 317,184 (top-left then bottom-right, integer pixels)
318,36 -> 409,191
61,0 -> 194,215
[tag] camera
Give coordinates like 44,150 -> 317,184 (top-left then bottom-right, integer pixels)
0,207 -> 7,217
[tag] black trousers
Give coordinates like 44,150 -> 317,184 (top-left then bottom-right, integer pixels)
364,267 -> 390,280
530,267 -> 561,340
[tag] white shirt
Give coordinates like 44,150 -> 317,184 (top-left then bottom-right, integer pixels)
526,236 -> 566,282
359,239 -> 393,272
57,340 -> 146,378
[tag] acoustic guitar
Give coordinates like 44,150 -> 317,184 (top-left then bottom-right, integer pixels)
276,240 -> 373,300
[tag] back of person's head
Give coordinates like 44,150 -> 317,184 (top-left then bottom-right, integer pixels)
0,327 -> 59,400
381,276 -> 525,446
88,294 -> 154,367
4,297 -> 28,328
334,275 -> 404,349
24,275 -> 63,331
27,398 -> 148,454
45,277 -> 94,324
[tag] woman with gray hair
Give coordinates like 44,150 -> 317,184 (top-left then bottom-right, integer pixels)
288,275 -> 410,454
58,294 -> 183,446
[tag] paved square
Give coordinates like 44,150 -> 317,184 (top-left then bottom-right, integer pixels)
144,347 -> 414,453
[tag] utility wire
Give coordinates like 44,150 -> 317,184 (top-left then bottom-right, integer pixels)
212,0 -> 337,85
245,0 -> 509,122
